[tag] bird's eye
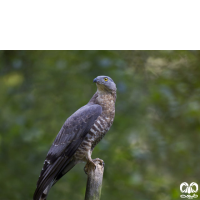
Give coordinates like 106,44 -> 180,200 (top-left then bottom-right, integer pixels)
104,78 -> 108,81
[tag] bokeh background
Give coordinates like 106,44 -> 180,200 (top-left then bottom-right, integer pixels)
0,50 -> 200,200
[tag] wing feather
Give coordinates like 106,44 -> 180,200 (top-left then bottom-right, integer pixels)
33,104 -> 102,200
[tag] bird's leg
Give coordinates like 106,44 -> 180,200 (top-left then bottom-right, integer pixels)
84,151 -> 96,175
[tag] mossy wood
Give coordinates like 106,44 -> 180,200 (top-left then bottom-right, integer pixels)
84,159 -> 104,200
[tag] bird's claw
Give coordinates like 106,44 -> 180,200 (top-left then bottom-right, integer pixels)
84,160 -> 96,175
84,165 -> 88,175
92,158 -> 105,167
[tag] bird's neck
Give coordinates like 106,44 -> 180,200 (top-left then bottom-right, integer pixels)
88,91 -> 116,111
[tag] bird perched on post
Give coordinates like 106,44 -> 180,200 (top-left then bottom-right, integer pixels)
33,75 -> 117,200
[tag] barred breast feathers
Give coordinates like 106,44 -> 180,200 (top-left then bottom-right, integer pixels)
74,90 -> 116,161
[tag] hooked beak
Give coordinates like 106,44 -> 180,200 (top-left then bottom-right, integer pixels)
93,78 -> 97,83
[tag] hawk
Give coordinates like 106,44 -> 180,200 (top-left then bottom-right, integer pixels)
33,75 -> 117,200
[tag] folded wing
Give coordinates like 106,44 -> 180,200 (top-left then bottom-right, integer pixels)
33,104 -> 102,200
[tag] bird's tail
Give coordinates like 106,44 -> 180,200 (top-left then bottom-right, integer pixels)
39,183 -> 52,200
34,159 -> 76,200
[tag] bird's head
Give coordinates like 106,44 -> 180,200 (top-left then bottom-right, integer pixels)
93,75 -> 116,93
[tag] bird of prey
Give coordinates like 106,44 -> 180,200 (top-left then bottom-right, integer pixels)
33,75 -> 117,200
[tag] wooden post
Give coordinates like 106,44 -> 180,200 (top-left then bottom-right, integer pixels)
84,159 -> 105,200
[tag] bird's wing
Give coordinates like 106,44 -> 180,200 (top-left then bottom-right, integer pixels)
33,104 -> 102,200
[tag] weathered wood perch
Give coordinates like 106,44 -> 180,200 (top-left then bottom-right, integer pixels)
84,158 -> 105,200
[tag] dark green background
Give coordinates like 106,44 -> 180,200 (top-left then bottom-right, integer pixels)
0,50 -> 199,200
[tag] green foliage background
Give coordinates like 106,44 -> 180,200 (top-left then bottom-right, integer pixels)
0,50 -> 200,200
